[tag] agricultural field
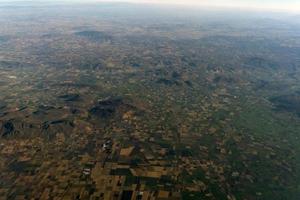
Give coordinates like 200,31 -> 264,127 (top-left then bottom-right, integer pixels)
0,2 -> 300,199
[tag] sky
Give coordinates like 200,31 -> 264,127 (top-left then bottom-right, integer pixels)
112,0 -> 300,12
1,0 -> 300,12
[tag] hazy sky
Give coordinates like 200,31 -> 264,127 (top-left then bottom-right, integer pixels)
1,0 -> 300,12
115,0 -> 300,11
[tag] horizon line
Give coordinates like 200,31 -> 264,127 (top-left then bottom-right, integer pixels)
0,0 -> 299,13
